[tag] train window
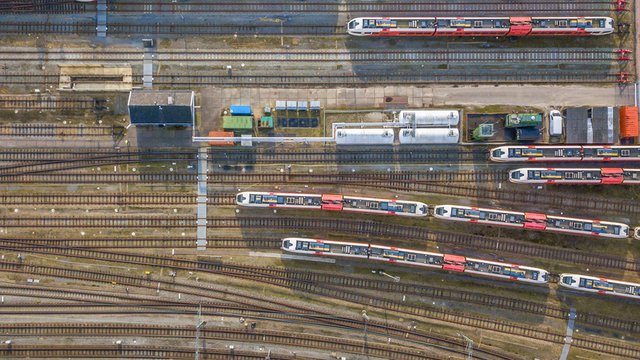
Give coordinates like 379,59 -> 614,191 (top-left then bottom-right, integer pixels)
621,149 -> 631,156
407,253 -> 416,261
474,20 -> 482,27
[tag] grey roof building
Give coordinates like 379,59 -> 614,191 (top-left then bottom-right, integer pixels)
128,90 -> 195,126
565,107 -> 618,144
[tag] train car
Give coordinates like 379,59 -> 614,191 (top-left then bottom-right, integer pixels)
434,205 -> 629,238
490,146 -> 582,162
490,145 -> 640,162
347,16 -> 613,37
283,238 -> 548,284
342,195 -> 428,216
237,192 -> 428,216
509,168 -> 640,184
560,274 -> 640,300
236,191 -> 323,209
582,146 -> 640,161
282,238 -> 370,259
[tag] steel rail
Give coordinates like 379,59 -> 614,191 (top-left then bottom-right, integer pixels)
1,249 -> 638,358
0,215 -> 637,271
109,0 -> 615,13
0,344 -> 317,360
0,71 -> 624,86
0,48 -> 624,63
0,259 -> 514,359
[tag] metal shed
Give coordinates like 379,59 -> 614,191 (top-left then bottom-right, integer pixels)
222,116 -> 253,131
565,107 -> 589,143
310,101 -> 321,111
335,128 -> 394,145
298,101 -> 308,111
275,101 -> 286,111
591,107 -> 618,144
398,110 -> 459,126
399,128 -> 459,144
286,101 -> 297,111
127,90 -> 194,126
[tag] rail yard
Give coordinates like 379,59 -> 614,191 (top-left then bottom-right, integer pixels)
0,0 -> 640,359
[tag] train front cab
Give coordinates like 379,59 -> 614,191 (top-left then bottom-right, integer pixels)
509,169 -> 525,182
490,147 -> 507,161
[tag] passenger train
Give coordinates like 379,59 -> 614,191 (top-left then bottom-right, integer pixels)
283,237 -> 548,284
434,205 -> 629,238
347,16 -> 614,37
560,274 -> 640,300
509,168 -> 640,184
490,145 -> 640,162
236,191 -> 428,216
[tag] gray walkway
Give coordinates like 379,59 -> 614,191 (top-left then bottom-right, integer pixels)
196,147 -> 208,251
559,307 -> 577,360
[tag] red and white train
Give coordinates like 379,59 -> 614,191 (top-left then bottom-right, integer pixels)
560,274 -> 640,300
434,205 -> 629,238
236,191 -> 428,216
490,145 -> 640,162
283,237 -> 548,284
347,16 -> 614,37
509,168 -> 640,184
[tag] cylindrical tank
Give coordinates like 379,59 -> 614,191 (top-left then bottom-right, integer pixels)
335,128 -> 394,145
399,110 -> 459,126
398,128 -> 459,144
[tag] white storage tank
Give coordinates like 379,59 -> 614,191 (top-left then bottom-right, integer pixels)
335,128 -> 394,145
399,110 -> 459,126
398,128 -> 459,144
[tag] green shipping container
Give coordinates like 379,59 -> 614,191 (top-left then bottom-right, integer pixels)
259,116 -> 273,128
505,113 -> 542,128
222,116 -> 253,130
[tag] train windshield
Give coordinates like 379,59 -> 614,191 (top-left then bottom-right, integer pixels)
563,276 -> 574,285
348,20 -> 359,29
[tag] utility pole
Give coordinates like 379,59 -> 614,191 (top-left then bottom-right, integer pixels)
195,304 -> 207,360
361,310 -> 369,356
457,333 -> 473,360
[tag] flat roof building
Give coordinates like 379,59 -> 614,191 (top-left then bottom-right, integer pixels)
128,90 -> 195,126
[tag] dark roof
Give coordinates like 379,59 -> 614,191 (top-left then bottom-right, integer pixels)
591,107 -> 618,144
128,90 -> 193,107
565,107 -> 588,144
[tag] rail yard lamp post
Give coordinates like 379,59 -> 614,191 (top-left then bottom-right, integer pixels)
457,332 -> 473,360
361,310 -> 369,356
195,304 -> 207,360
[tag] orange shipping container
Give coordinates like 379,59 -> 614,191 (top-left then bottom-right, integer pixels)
619,107 -> 639,138
208,131 -> 234,146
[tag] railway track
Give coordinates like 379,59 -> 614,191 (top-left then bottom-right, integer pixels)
0,0 -> 85,13
0,124 -> 121,137
1,250 -> 638,358
0,150 -> 196,175
0,216 -> 638,272
1,171 -> 638,216
0,323 -> 439,360
104,0 -> 618,14
0,344 -> 318,360
0,259 -> 516,360
0,71 -> 631,87
0,48 -> 626,64
0,96 -> 94,111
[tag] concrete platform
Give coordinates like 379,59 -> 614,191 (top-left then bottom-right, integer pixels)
198,85 -> 636,136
